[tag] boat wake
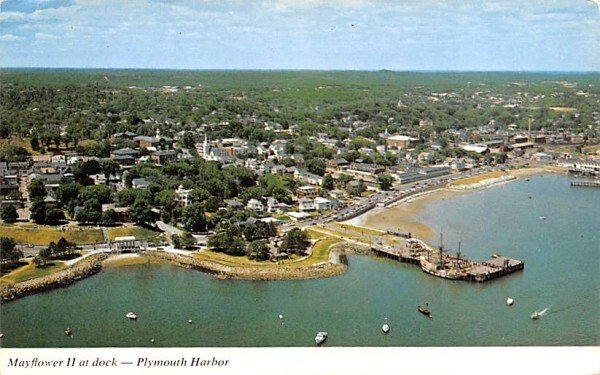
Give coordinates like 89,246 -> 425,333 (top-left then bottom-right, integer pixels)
539,307 -> 549,316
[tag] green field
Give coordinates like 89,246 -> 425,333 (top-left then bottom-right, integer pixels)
0,224 -> 104,245
106,226 -> 162,242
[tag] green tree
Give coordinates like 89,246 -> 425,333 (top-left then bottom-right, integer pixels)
305,158 -> 326,176
182,202 -> 207,232
56,182 -> 82,209
280,228 -> 309,255
78,185 -> 112,205
129,196 -> 154,225
44,203 -> 65,225
155,190 -> 179,223
0,204 -> 18,223
377,174 -> 394,191
0,237 -> 22,266
75,199 -> 102,224
34,246 -> 52,268
321,174 -> 334,191
99,159 -> 120,184
172,232 -> 196,249
28,179 -> 46,201
247,240 -> 270,261
101,209 -> 120,226
30,199 -> 47,224
181,132 -> 196,150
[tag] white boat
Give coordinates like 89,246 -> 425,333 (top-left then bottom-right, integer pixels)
125,312 -> 137,320
531,311 -> 540,320
539,216 -> 546,220
314,331 -> 328,345
382,317 -> 390,333
278,314 -> 284,320
506,298 -> 514,306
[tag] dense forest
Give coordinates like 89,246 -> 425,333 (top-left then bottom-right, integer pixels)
1,69 -> 599,147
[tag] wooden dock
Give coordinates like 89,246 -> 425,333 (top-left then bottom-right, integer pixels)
571,180 -> 600,188
370,241 -> 524,283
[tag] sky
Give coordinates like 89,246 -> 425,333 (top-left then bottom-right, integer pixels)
0,0 -> 599,71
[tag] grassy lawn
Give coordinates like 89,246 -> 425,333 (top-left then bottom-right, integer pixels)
0,260 -> 68,286
304,238 -> 339,263
305,227 -> 327,240
306,225 -> 373,245
193,236 -> 341,269
107,226 -> 162,242
332,223 -> 386,236
0,224 -> 104,245
449,170 -> 508,187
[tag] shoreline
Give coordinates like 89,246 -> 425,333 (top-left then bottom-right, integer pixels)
0,166 -> 566,302
143,244 -> 361,281
353,166 -> 563,243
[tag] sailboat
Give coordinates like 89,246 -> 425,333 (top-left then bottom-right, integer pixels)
381,317 -> 390,333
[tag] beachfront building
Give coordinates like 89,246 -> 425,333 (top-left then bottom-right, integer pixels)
314,197 -> 333,211
113,236 -> 139,253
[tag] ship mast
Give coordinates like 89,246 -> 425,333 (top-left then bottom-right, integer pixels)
456,241 -> 461,270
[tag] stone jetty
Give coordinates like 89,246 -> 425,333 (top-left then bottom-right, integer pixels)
1,253 -> 108,304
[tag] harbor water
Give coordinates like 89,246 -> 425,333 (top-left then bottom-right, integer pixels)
1,174 -> 598,347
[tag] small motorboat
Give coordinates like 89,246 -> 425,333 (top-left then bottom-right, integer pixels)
382,317 -> 390,333
64,328 -> 72,336
188,319 -> 193,324
539,216 -> 546,220
418,304 -> 432,318
314,331 -> 328,345
278,314 -> 284,320
525,178 -> 530,182
0,333 -> 4,339
125,312 -> 137,320
531,311 -> 540,320
506,298 -> 514,306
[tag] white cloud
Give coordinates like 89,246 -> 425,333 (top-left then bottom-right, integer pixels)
0,34 -> 25,41
35,32 -> 60,40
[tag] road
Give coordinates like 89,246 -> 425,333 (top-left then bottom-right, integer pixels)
281,164 -> 505,233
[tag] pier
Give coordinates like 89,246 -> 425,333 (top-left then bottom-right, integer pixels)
370,238 -> 524,283
571,180 -> 600,188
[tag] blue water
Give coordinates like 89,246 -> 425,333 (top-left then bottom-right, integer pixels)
0,174 -> 598,347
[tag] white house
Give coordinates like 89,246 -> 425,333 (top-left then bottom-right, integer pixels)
247,198 -> 264,212
314,197 -> 332,211
176,185 -> 194,207
266,197 -> 287,214
298,198 -> 315,212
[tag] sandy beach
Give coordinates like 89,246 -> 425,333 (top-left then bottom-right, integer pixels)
350,167 -> 561,243
351,189 -> 462,242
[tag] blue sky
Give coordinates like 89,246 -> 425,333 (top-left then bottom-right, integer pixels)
1,0 -> 598,71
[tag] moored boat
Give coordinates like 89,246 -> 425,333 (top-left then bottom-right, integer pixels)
418,304 -> 432,318
314,331 -> 328,345
381,317 -> 390,333
506,298 -> 514,306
